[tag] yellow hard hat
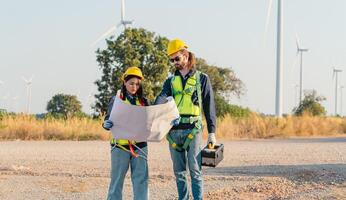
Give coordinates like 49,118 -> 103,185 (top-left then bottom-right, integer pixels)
167,39 -> 188,56
122,66 -> 144,81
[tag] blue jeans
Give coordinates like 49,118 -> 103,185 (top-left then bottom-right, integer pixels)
107,146 -> 148,200
168,129 -> 203,200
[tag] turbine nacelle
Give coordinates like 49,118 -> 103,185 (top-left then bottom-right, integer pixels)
92,0 -> 134,46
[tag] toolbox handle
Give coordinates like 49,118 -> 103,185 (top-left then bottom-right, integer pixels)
208,142 -> 215,149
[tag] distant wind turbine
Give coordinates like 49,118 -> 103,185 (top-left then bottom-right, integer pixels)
295,34 -> 309,104
340,85 -> 344,116
91,0 -> 133,46
22,75 -> 34,114
264,0 -> 284,116
11,95 -> 19,113
333,68 -> 342,116
0,81 -> 3,109
2,93 -> 9,110
294,84 -> 299,107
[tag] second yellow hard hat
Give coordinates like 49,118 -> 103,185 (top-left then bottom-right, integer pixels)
167,39 -> 188,56
122,66 -> 144,81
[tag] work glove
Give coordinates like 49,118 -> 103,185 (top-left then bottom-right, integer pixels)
102,120 -> 113,131
155,96 -> 173,105
207,133 -> 217,149
171,117 -> 181,126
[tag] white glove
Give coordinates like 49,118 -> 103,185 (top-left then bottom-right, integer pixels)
207,133 -> 216,148
166,96 -> 173,101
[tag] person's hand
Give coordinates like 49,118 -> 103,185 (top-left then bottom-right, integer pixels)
207,133 -> 216,149
171,117 -> 180,126
103,120 -> 113,131
166,96 -> 173,102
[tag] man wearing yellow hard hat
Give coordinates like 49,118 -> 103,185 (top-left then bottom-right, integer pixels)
156,39 -> 217,200
103,66 -> 149,200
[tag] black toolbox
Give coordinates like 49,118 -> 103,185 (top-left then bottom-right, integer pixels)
201,143 -> 224,167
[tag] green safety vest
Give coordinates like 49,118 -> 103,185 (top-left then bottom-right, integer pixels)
111,96 -> 142,146
171,72 -> 200,116
167,71 -> 203,152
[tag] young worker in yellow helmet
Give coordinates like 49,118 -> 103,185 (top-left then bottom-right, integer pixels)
103,66 -> 149,200
155,39 -> 217,200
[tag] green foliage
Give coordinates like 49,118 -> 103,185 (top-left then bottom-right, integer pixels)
94,28 -> 170,115
94,28 -> 246,117
293,90 -> 326,116
196,58 -> 244,99
214,94 -> 250,118
46,94 -> 83,119
0,109 -> 7,120
196,58 -> 245,118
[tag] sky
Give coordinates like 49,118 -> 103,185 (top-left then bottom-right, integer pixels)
0,0 -> 345,115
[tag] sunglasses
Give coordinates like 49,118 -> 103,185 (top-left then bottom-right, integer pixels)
169,56 -> 181,63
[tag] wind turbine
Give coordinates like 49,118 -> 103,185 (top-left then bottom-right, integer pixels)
2,93 -> 9,110
85,93 -> 94,115
340,85 -> 344,116
265,0 -> 284,116
0,80 -> 3,109
91,0 -> 133,46
22,75 -> 33,114
294,84 -> 299,107
11,95 -> 19,113
333,68 -> 342,116
295,34 -> 309,104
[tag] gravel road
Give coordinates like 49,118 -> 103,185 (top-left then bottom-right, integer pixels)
0,137 -> 345,199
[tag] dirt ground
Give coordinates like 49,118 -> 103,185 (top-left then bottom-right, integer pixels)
0,137 -> 345,200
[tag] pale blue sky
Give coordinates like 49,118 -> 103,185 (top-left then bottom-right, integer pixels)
0,0 -> 345,115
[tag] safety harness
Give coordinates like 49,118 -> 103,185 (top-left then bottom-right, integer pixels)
167,71 -> 203,152
111,138 -> 148,160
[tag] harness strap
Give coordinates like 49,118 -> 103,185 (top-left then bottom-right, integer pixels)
167,120 -> 202,152
168,71 -> 204,152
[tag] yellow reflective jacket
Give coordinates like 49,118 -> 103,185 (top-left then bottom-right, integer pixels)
171,72 -> 200,116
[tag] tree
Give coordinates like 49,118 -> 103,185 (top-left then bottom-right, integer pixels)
47,94 -> 83,119
94,28 -> 245,117
196,58 -> 245,117
293,90 -> 326,116
94,28 -> 170,115
195,58 -> 244,100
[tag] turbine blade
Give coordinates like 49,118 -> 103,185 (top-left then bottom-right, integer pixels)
90,26 -> 117,47
295,33 -> 300,50
332,68 -> 335,80
29,75 -> 34,82
21,76 -> 28,83
264,0 -> 273,40
290,52 -> 299,69
121,0 -> 125,22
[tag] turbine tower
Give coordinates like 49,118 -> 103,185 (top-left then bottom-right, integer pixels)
295,34 -> 309,104
340,85 -> 344,116
265,0 -> 284,116
294,84 -> 299,107
91,0 -> 133,46
11,95 -> 19,113
0,80 -> 3,109
333,68 -> 342,116
22,76 -> 33,114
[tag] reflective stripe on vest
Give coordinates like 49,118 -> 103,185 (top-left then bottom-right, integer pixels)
171,73 -> 200,116
113,96 -> 142,146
